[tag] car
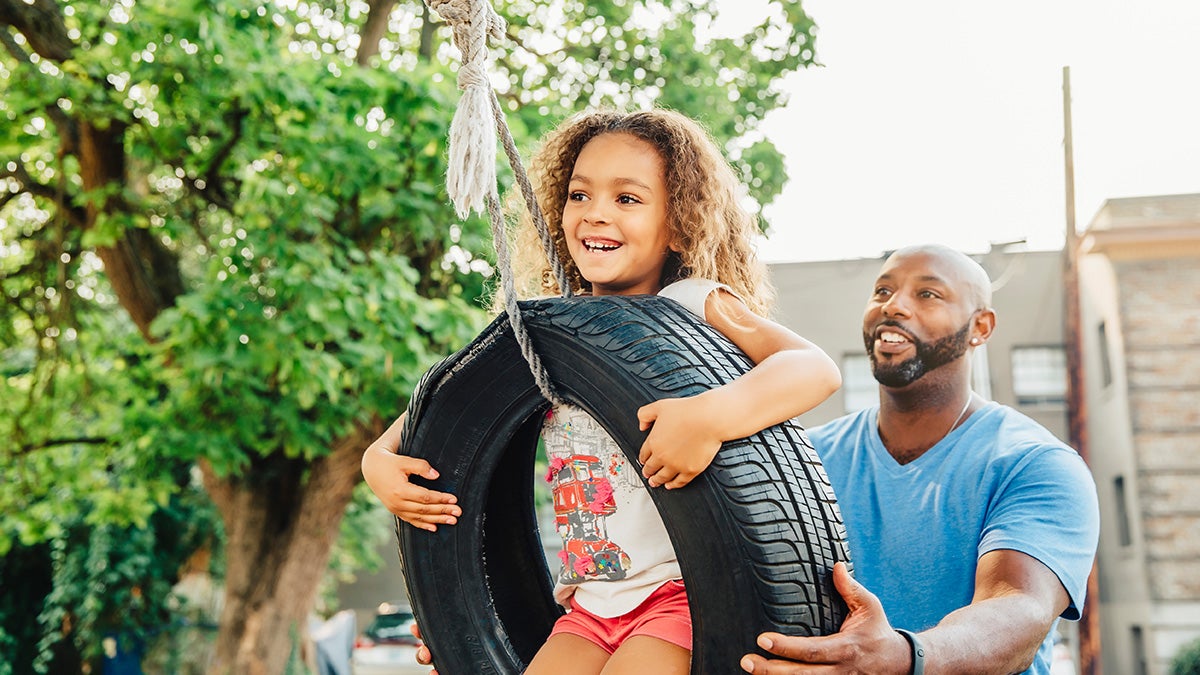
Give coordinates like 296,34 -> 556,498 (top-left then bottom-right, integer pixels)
351,604 -> 424,675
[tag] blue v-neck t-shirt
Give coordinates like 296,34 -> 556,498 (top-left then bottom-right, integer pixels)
808,402 -> 1099,675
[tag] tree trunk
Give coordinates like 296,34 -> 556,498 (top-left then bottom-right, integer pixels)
76,118 -> 185,339
201,425 -> 378,675
357,0 -> 398,66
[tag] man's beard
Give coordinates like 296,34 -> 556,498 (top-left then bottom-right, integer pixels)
864,321 -> 972,388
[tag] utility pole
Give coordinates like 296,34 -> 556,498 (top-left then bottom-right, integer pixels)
1062,65 -> 1102,675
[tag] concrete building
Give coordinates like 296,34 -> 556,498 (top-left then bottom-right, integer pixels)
1076,193 -> 1200,675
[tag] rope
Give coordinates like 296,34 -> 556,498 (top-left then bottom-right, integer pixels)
426,0 -> 569,405
489,89 -> 574,296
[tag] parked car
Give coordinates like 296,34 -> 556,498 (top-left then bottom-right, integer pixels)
351,603 -> 423,675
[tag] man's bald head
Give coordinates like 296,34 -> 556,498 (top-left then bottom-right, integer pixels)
884,245 -> 993,311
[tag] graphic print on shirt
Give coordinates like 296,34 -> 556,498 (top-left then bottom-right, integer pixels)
544,408 -> 633,584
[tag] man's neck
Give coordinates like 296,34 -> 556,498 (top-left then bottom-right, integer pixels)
876,375 -> 975,465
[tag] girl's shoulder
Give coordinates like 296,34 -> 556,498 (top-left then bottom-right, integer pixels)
658,278 -> 737,320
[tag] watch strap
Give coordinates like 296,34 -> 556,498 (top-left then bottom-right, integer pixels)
895,628 -> 926,675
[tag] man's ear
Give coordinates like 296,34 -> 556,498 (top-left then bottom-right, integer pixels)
971,308 -> 997,345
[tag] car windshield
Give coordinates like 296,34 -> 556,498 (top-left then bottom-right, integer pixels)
367,612 -> 416,640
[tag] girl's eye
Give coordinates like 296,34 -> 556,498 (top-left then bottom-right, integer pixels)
617,194 -> 642,205
567,191 -> 588,202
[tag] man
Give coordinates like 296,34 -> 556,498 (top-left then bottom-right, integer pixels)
739,245 -> 1100,674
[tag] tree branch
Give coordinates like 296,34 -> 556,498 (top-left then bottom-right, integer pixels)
4,37 -> 79,153
0,189 -> 18,212
14,436 -> 110,456
0,23 -> 32,63
0,0 -> 75,62
200,106 -> 248,210
2,160 -> 88,228
504,24 -> 567,60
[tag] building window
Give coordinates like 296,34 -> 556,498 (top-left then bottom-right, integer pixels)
1011,346 -> 1067,406
1114,475 -> 1133,548
1098,321 -> 1114,387
1131,625 -> 1148,675
842,353 -> 878,413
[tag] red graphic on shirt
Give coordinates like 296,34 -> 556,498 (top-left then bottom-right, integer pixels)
547,454 -> 630,582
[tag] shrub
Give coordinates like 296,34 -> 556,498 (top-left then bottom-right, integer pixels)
1172,637 -> 1200,675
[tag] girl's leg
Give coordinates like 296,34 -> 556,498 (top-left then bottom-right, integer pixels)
524,633 -> 611,675
599,635 -> 690,675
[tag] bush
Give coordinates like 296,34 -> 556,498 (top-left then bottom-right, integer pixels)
1173,637 -> 1200,675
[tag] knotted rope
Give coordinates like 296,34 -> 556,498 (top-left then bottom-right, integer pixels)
427,0 -> 572,405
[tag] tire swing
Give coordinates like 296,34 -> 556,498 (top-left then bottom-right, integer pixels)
395,1 -> 852,673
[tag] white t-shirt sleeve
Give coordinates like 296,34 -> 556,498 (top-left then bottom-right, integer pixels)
657,278 -> 735,321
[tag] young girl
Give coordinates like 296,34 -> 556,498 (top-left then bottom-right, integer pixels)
361,109 -> 841,674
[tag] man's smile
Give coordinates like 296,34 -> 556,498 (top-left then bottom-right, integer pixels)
872,325 -> 914,356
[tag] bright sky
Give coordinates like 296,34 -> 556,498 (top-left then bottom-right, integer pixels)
723,0 -> 1200,262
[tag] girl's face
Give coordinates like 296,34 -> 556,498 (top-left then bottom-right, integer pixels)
562,132 -> 674,296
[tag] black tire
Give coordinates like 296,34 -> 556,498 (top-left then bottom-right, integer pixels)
396,295 -> 851,674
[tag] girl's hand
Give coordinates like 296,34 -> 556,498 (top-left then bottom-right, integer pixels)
361,414 -> 462,531
412,623 -> 439,674
636,393 -> 724,489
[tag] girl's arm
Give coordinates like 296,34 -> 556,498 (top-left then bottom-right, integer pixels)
361,413 -> 463,531
637,289 -> 841,489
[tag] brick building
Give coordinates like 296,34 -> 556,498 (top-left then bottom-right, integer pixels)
1078,193 -> 1200,674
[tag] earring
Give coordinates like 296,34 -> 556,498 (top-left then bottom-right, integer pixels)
970,338 -> 981,345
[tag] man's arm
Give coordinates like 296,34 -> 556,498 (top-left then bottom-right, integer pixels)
921,549 -> 1069,672
741,551 -> 1068,674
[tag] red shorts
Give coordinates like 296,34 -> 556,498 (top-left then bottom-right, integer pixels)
549,579 -> 692,653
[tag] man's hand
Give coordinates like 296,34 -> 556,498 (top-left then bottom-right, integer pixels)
739,562 -> 912,674
637,394 -> 724,489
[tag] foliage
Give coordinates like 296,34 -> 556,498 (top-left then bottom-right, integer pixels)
376,0 -> 819,213
1174,637 -> 1200,675
1,0 -> 818,668
0,473 -> 219,672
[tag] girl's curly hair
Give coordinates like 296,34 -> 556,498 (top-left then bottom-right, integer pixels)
505,109 -> 775,315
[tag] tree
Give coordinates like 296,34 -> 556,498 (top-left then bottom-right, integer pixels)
0,0 -> 818,672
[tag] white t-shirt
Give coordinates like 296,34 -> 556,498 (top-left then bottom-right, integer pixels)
545,278 -> 731,618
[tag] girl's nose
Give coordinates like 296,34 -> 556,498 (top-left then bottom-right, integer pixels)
583,199 -> 610,225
